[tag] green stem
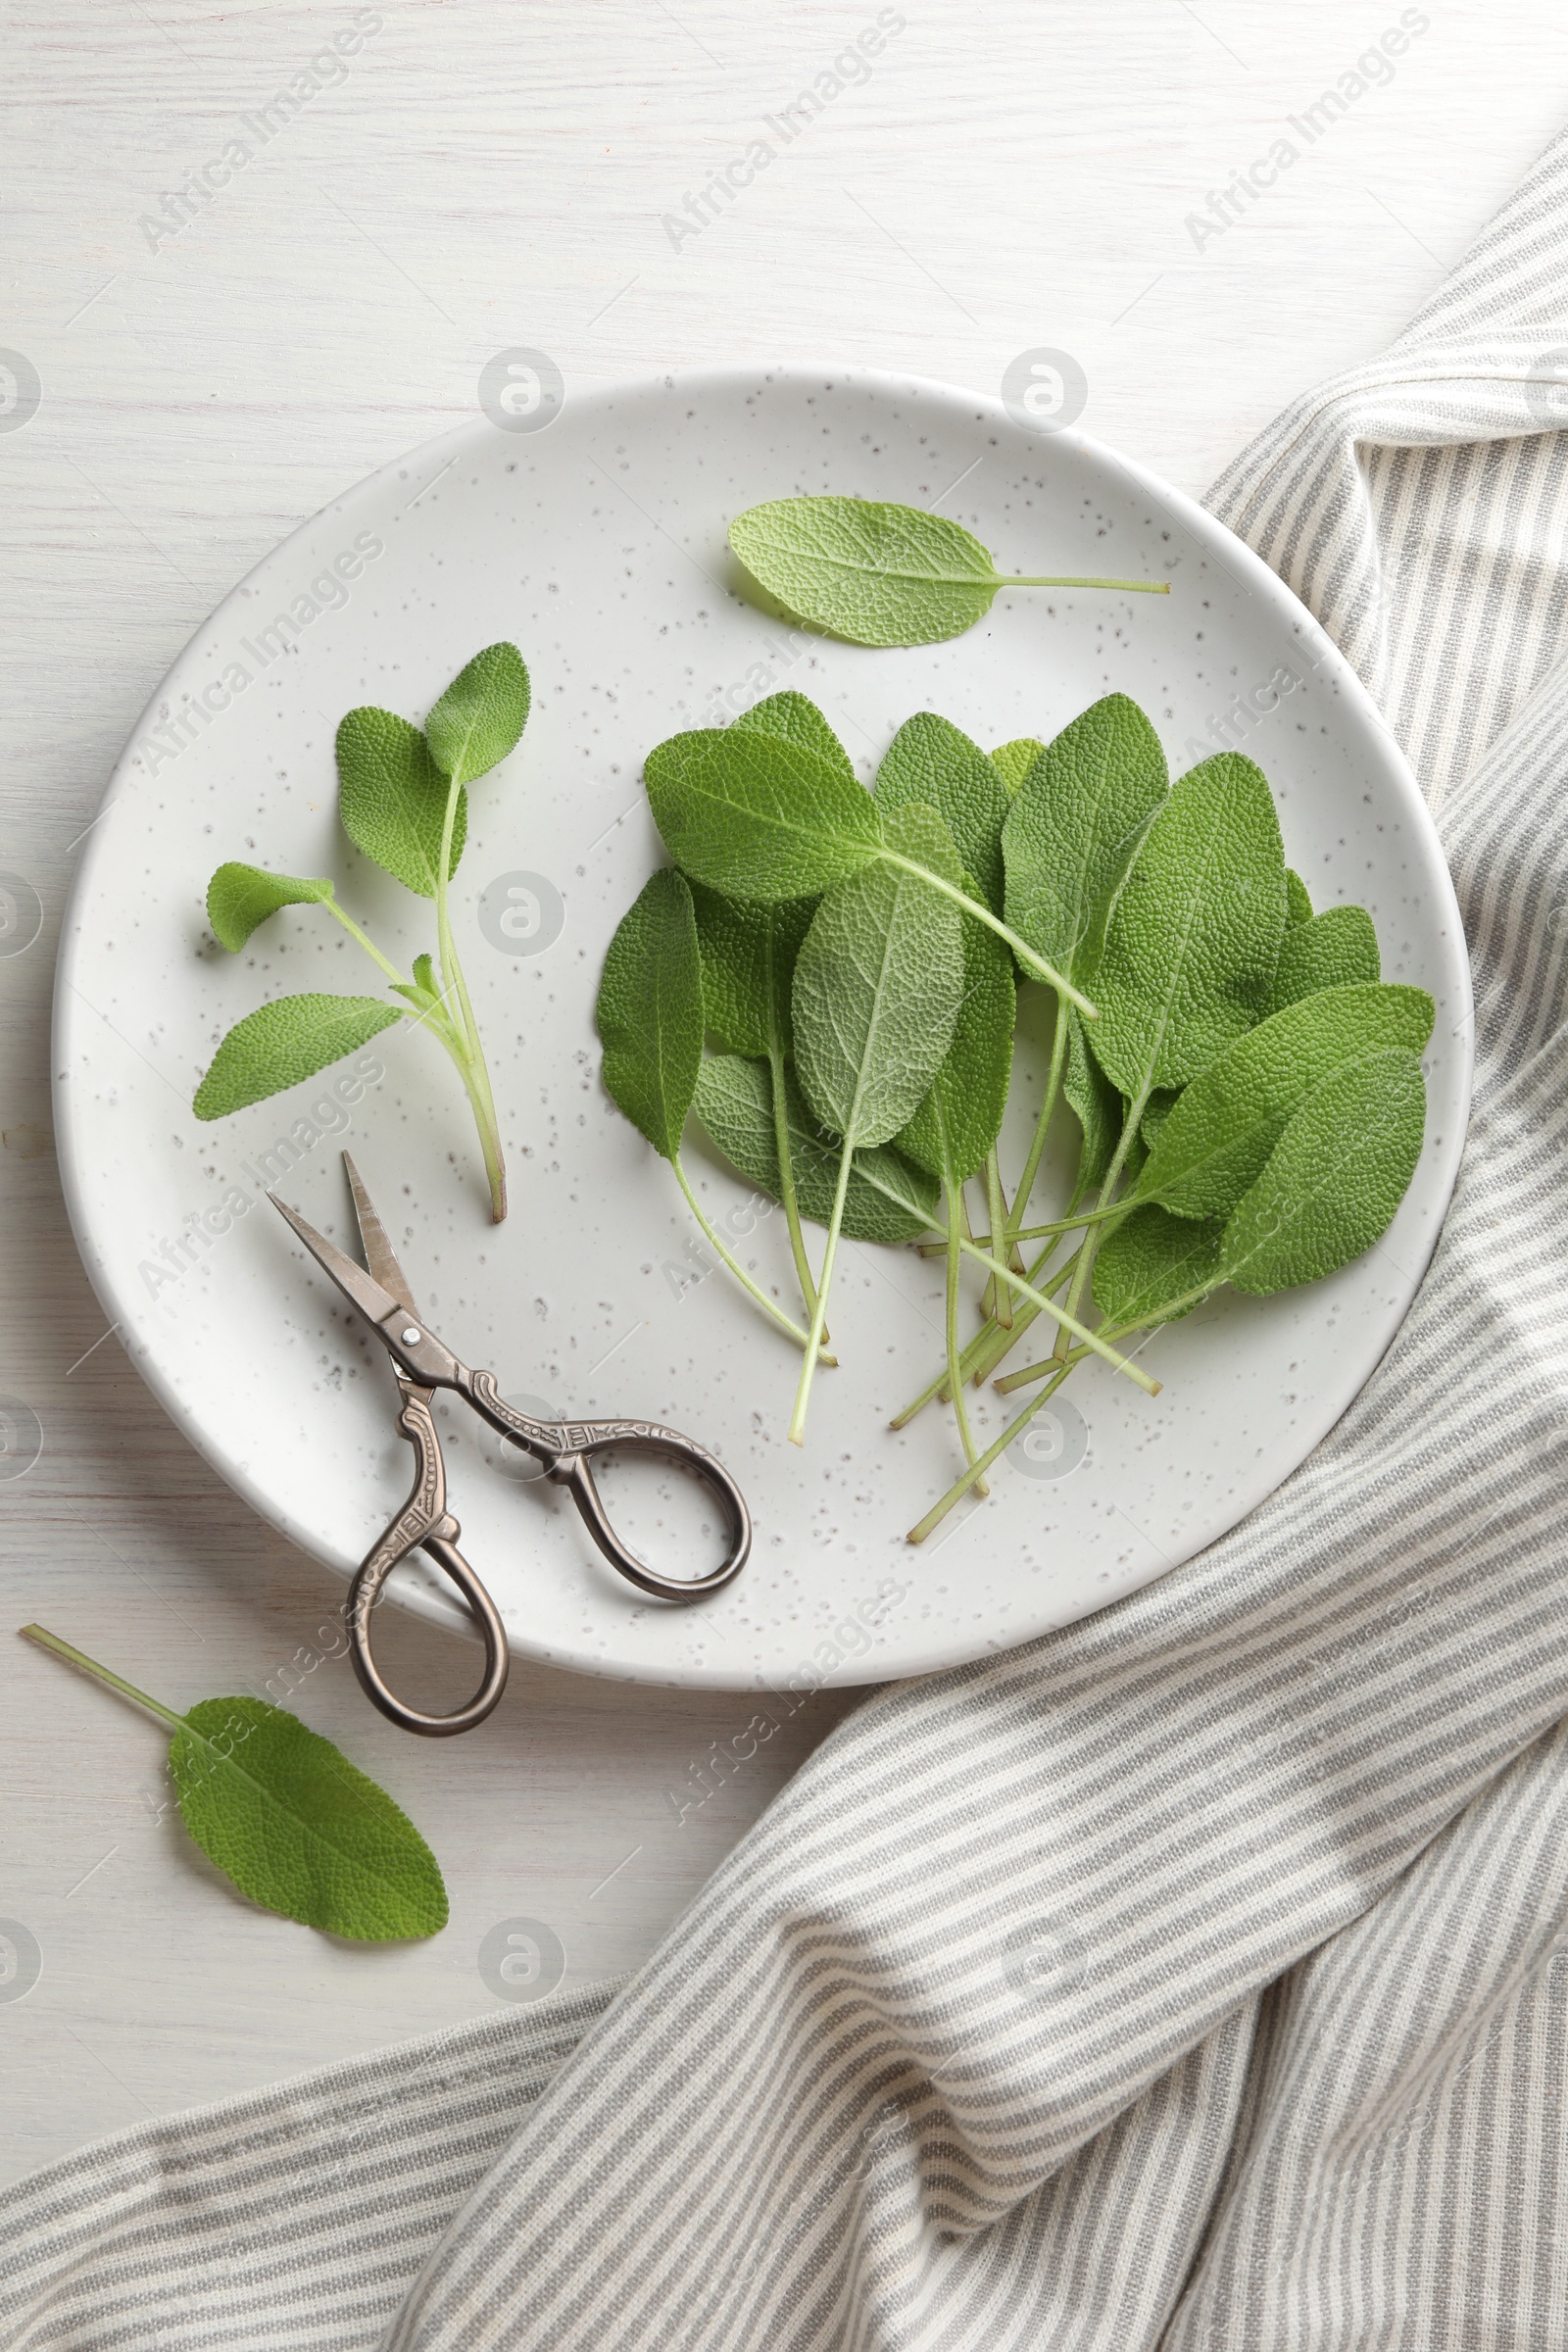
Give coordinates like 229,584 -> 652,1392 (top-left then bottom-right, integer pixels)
788,1140 -> 853,1444
435,772 -> 507,1223
1004,1013 -> 1068,1249
672,1157 -> 832,1363
967,1238 -> 1083,1391
907,1351 -> 1090,1544
985,1150 -> 1012,1328
1052,1083 -> 1150,1361
1003,575 -> 1170,594
876,853 -> 1098,1016
889,1243 -> 1080,1426
956,1239 -> 1159,1395
21,1624 -> 184,1731
767,1048 -> 819,1322
323,883 -> 506,1222
944,1179 -> 987,1495
443,1031 -> 509,1226
914,1200 -> 1122,1258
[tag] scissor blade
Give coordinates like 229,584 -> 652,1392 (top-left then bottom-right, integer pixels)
342,1152 -> 418,1318
269,1192 -> 404,1333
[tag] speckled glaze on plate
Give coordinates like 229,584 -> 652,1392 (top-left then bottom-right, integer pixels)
54,367 -> 1471,1692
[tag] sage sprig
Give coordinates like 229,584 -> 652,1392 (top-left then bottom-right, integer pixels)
597,685 -> 1433,1499
193,645 -> 529,1223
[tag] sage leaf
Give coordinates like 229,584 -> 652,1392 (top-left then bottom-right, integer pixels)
851,1139 -> 944,1235
173,1697 -> 448,1940
1134,982 -> 1433,1221
732,688 -> 855,784
897,911 -> 1016,1185
1002,693 -> 1169,991
691,882 -> 814,1061
336,709 -> 468,899
990,738 -> 1044,797
596,869 -> 702,1161
1140,1088 -> 1180,1155
1223,1046 -> 1427,1295
601,877 -> 826,1355
730,497 -> 1001,646
1063,1002 -> 1123,1195
1093,1205 -> 1226,1329
207,864 -> 334,953
1090,752 -> 1288,1104
792,826 -> 964,1147
645,726 -> 882,903
424,642 -> 531,786
1267,904 -> 1380,1013
694,1054 -> 937,1242
1286,867 -> 1313,924
874,712 -> 1010,913
728,496 -> 1168,648
193,995 -> 401,1121
789,824 -> 964,1437
21,1628 -> 447,1942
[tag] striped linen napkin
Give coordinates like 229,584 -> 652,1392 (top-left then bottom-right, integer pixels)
9,123 -> 1568,2352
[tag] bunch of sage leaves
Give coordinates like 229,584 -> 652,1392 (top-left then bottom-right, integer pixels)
192,644 -> 530,1222
597,688 -> 1432,1534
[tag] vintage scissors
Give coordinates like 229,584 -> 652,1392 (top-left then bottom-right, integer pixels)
270,1153 -> 752,1738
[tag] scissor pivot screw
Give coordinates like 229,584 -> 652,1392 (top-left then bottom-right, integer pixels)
401,1326 -> 421,1345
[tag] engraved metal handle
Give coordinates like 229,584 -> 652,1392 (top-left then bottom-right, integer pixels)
349,1389 -> 510,1737
468,1372 -> 752,1600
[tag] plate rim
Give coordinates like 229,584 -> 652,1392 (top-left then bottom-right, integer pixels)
52,361 -> 1474,1690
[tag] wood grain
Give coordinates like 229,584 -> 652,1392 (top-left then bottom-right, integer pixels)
1,0 -> 1561,2186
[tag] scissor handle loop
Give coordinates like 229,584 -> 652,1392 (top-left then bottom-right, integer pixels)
349,1390 -> 510,1737
469,1374 -> 752,1600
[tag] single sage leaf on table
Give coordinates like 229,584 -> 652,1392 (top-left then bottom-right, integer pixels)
21,1628 -> 447,1941
990,738 -> 1044,797
597,869 -> 703,1160
897,908 -> 1016,1185
1132,981 -> 1434,1222
207,863 -> 334,951
336,709 -> 468,896
1002,693 -> 1170,996
874,712 -> 1010,914
175,1697 -> 447,1941
1222,1046 -> 1427,1295
1090,752 -> 1289,1104
645,726 -> 883,903
727,496 -> 1169,648
424,642 -> 532,787
193,994 -> 401,1121
694,1054 -> 937,1242
1267,904 -> 1380,1013
731,688 -> 856,782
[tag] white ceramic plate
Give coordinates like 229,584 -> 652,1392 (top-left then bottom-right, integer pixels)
54,366 -> 1471,1692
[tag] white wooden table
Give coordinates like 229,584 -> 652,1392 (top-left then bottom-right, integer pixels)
2,0 -> 1560,2189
